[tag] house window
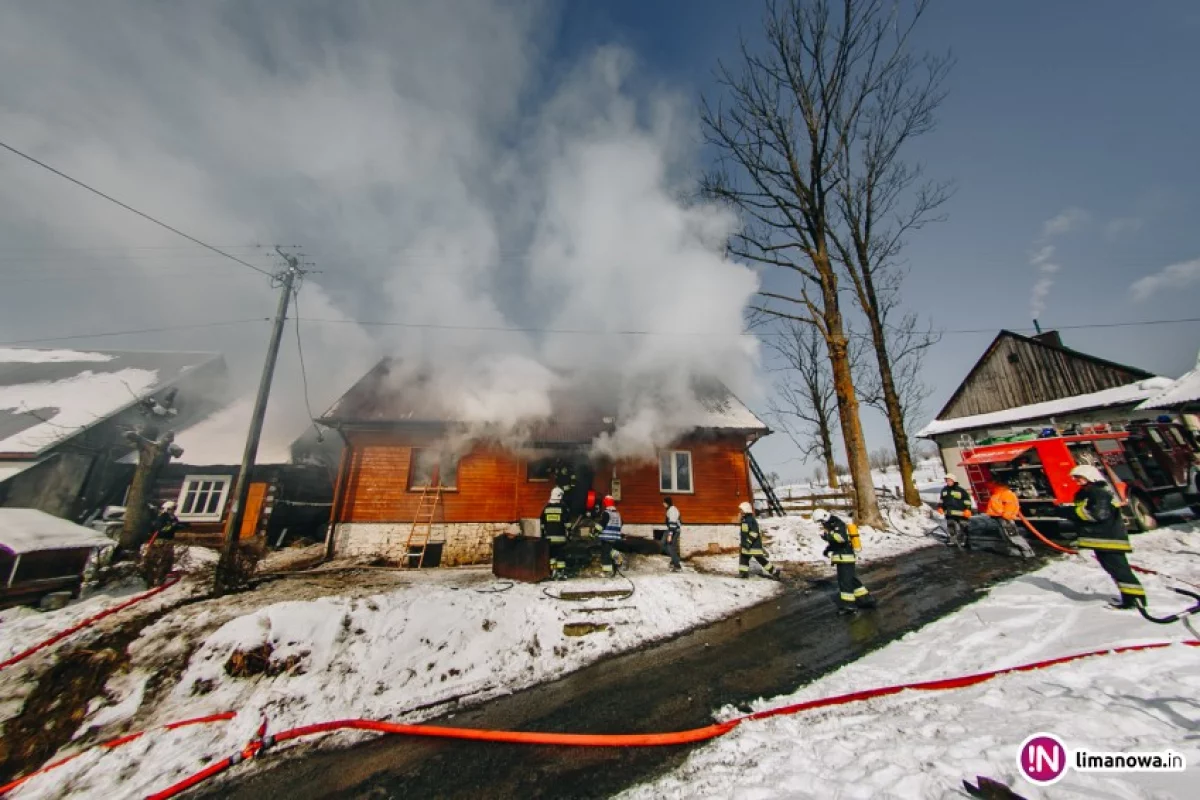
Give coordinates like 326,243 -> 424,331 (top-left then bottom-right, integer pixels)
177,475 -> 232,521
527,457 -> 555,482
408,449 -> 459,490
659,451 -> 693,493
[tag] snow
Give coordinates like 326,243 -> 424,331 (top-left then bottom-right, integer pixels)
0,508 -> 115,555
918,377 -> 1175,438
0,348 -> 115,364
750,502 -> 941,566
0,367 -> 160,454
0,460 -> 41,483
622,524 -> 1200,800
7,558 -> 783,799
1137,355 -> 1200,410
166,397 -> 295,466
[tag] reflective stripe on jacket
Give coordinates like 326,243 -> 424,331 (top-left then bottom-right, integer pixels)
821,515 -> 856,564
540,502 -> 567,542
1070,481 -> 1130,551
597,509 -> 623,541
739,513 -> 764,555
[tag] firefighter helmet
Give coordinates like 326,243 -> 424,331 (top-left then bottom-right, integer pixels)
603,495 -> 616,508
549,487 -> 564,503
811,508 -> 831,524
1069,464 -> 1105,484
738,501 -> 753,515
161,500 -> 177,512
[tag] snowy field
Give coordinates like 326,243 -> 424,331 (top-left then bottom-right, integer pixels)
4,554 -> 782,799
764,458 -> 948,507
623,523 -> 1200,800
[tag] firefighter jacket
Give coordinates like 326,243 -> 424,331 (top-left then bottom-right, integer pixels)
985,487 -> 1020,521
739,513 -> 765,555
540,501 -> 567,543
150,512 -> 183,541
596,509 -> 623,541
1068,481 -> 1130,552
820,515 -> 856,563
939,484 -> 972,517
665,505 -> 682,536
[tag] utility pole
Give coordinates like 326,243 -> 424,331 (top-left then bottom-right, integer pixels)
216,248 -> 303,593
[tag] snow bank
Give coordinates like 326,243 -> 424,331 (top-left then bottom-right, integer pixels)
0,348 -> 114,364
10,560 -> 781,799
756,502 -> 940,565
624,524 -> 1200,799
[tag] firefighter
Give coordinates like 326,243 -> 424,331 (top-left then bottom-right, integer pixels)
148,500 -> 184,544
541,487 -> 569,579
937,475 -> 973,548
813,508 -> 876,614
553,460 -> 577,493
1064,464 -> 1146,610
738,502 -> 782,580
662,497 -> 682,572
984,479 -> 1034,558
594,495 -> 623,576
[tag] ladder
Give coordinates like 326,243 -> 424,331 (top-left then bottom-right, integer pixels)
403,485 -> 443,568
957,434 -> 991,506
747,449 -> 787,517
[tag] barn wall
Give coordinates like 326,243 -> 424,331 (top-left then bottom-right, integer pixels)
0,452 -> 96,518
941,335 -> 1150,420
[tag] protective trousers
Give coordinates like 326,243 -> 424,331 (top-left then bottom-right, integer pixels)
945,517 -> 967,547
1095,550 -> 1145,606
836,562 -> 871,607
739,552 -> 777,578
663,529 -> 681,569
999,519 -> 1034,558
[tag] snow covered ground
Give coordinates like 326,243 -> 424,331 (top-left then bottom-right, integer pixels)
765,458 -> 947,506
623,523 -> 1200,800
6,555 -> 782,799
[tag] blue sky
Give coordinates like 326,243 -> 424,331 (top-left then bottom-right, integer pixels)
557,1 -> 1200,479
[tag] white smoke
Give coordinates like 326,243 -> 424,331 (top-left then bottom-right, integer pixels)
0,2 -> 760,462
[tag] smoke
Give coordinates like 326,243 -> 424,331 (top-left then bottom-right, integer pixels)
1027,207 -> 1088,321
0,1 -> 760,462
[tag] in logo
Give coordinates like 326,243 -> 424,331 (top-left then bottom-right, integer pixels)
1017,732 -> 1068,785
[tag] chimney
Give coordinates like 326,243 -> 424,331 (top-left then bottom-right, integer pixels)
1033,330 -> 1064,348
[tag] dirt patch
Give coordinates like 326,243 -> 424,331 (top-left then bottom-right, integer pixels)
225,643 -> 308,678
555,590 -> 631,601
563,622 -> 610,637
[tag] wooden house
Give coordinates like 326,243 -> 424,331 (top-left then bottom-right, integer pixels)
0,347 -> 228,523
918,330 -> 1174,483
319,360 -> 770,566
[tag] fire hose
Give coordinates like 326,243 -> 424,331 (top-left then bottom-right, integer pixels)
0,572 -> 182,672
3,640 -> 1195,799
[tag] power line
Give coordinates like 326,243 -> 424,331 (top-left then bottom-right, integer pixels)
0,318 -> 270,346
291,287 -> 318,425
0,139 -> 274,278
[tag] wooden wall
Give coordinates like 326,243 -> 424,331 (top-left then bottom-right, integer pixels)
337,431 -> 753,526
941,334 -> 1151,420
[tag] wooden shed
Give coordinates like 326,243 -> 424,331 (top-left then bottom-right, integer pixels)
0,508 -> 114,608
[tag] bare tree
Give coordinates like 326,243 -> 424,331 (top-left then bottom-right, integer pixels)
706,0 -> 950,525
868,446 -> 897,473
766,321 -> 842,488
821,1 -> 953,507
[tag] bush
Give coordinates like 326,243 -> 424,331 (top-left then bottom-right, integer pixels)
138,542 -> 175,587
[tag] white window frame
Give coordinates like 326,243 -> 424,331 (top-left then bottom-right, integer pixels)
176,474 -> 233,521
659,450 -> 694,494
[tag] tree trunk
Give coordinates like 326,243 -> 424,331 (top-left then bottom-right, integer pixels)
818,423 -> 839,489
867,314 -> 920,506
118,432 -> 174,556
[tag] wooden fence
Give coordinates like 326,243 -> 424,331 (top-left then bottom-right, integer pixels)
758,489 -> 856,517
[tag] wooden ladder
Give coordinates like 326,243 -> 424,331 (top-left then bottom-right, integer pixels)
404,486 -> 442,568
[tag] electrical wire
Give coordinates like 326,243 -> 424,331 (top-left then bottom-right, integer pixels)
291,288 -> 318,426
0,139 -> 274,277
0,318 -> 270,346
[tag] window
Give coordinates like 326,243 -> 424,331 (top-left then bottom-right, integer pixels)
177,475 -> 232,521
408,449 -> 459,490
659,451 -> 693,493
1169,427 -> 1188,447
527,457 -> 555,482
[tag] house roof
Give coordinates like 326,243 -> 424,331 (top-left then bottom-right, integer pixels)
919,376 -> 1173,438
933,330 -> 1155,422
1136,351 -> 1200,411
0,508 -> 114,555
320,358 -> 768,441
0,347 -> 222,458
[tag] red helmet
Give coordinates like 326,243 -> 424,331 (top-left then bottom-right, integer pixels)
603,495 -> 616,508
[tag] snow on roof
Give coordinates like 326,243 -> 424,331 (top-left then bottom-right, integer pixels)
0,508 -> 114,555
918,377 -> 1174,438
0,348 -> 221,457
1136,354 -> 1200,410
167,397 -> 295,465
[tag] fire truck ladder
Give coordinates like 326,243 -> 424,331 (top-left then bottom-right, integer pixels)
404,486 -> 443,569
748,450 -> 787,517
958,434 -> 992,506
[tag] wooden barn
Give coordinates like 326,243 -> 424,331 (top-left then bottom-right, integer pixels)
319,360 -> 770,566
919,330 -> 1176,484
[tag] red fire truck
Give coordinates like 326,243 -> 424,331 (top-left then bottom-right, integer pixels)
958,419 -> 1200,532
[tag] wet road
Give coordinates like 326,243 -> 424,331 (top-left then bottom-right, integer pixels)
209,546 -> 1037,800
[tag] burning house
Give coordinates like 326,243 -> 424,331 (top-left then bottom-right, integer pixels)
318,358 -> 770,566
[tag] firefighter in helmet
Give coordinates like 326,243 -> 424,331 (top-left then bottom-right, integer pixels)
737,501 -> 782,580
148,500 -> 184,543
813,508 -> 876,614
937,475 -> 973,548
594,495 -> 623,576
1064,464 -> 1145,610
540,487 -> 569,579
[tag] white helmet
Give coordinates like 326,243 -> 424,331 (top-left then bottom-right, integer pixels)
738,501 -> 754,515
161,500 -> 177,512
1069,464 -> 1105,484
811,508 -> 831,524
549,487 -> 564,503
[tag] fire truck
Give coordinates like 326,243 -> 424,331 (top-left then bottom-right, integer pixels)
958,418 -> 1200,533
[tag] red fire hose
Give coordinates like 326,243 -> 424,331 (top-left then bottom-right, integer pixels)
0,572 -> 182,672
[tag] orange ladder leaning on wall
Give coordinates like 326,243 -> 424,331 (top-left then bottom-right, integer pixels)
404,486 -> 443,568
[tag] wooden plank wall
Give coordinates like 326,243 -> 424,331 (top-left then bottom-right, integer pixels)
942,335 -> 1149,420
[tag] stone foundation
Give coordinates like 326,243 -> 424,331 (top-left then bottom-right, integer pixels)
334,521 -> 741,566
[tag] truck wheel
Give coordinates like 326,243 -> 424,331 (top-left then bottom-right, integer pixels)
1128,494 -> 1157,533
1190,505 -> 1200,520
